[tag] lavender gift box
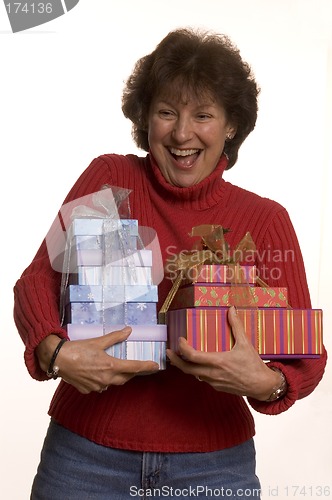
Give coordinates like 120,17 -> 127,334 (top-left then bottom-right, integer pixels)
69,266 -> 153,286
71,234 -> 138,251
66,323 -> 167,369
65,284 -> 158,303
69,218 -> 139,236
65,301 -> 158,325
69,249 -> 152,267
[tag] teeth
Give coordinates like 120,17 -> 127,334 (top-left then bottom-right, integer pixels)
170,148 -> 200,157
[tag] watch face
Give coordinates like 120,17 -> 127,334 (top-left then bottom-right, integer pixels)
271,388 -> 282,400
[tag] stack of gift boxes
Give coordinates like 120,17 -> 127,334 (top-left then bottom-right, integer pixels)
166,264 -> 323,359
62,217 -> 167,369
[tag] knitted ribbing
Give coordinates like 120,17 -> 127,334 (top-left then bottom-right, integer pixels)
13,153 -> 327,451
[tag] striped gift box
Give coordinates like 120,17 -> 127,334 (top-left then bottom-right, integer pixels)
166,307 -> 323,359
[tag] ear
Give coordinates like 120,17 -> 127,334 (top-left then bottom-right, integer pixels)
226,125 -> 237,140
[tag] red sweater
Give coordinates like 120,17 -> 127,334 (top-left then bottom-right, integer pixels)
13,153 -> 327,452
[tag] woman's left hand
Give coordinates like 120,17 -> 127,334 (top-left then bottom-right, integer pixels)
166,306 -> 281,401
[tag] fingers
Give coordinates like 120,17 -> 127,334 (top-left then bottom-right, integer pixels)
93,358 -> 159,391
59,327 -> 160,392
172,336 -> 227,367
114,358 -> 160,375
170,307 -> 248,365
227,306 -> 249,347
62,356 -> 159,394
168,306 -> 251,367
166,340 -> 219,376
95,326 -> 133,349
97,327 -> 159,374
166,347 -> 201,376
166,306 -> 267,396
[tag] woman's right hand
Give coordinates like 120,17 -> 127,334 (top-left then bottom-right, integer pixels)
36,327 -> 160,394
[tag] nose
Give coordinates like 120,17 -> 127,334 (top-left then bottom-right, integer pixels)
171,115 -> 193,144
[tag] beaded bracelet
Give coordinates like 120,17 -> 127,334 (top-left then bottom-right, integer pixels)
46,338 -> 67,380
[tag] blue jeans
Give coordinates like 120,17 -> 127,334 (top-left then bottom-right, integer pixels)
31,420 -> 261,499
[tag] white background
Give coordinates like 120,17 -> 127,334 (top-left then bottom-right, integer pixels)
1,1 -> 331,498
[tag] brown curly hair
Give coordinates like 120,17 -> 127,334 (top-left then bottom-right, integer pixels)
122,28 -> 260,169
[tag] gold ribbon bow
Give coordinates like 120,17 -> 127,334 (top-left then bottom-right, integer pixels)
158,225 -> 257,323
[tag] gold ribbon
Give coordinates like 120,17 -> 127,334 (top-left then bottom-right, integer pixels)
158,225 -> 257,323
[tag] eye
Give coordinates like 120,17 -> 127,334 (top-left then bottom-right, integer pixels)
196,113 -> 212,121
158,109 -> 175,119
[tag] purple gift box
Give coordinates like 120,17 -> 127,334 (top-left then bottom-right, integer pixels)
65,284 -> 158,303
65,301 -> 158,325
66,323 -> 167,369
67,323 -> 167,341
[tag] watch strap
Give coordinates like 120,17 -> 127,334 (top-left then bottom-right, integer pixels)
265,367 -> 287,402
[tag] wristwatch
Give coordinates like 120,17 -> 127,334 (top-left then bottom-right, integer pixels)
265,367 -> 287,402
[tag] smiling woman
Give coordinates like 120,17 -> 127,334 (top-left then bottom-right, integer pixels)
122,28 -> 259,169
13,27 -> 326,500
147,94 -> 233,187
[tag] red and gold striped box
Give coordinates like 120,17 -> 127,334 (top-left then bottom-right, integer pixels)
169,285 -> 288,309
166,307 -> 323,359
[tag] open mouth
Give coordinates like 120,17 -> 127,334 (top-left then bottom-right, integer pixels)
168,147 -> 201,168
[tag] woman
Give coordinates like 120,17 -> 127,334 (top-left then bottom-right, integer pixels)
14,28 -> 326,499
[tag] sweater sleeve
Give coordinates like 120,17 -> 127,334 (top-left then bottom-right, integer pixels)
13,156 -> 115,380
247,208 -> 327,414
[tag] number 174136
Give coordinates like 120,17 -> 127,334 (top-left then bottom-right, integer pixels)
5,3 -> 53,14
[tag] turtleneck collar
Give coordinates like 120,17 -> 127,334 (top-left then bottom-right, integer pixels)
147,152 -> 228,211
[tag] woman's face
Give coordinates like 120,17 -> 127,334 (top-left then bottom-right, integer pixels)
148,91 -> 235,188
